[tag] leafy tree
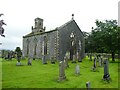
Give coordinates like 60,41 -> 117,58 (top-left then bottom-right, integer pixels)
91,20 -> 118,61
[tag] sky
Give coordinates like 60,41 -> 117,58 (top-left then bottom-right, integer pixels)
0,0 -> 119,50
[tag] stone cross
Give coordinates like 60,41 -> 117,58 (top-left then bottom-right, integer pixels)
75,65 -> 80,75
103,59 -> 110,80
58,61 -> 66,81
86,81 -> 90,90
42,55 -> 47,64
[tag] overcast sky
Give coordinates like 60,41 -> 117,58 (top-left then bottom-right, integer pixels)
0,0 -> 119,50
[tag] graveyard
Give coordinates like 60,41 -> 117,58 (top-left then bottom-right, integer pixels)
1,56 -> 119,88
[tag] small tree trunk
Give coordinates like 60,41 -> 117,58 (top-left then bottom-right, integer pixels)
111,52 -> 115,62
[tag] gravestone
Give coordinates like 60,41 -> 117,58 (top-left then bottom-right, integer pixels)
92,56 -> 97,71
16,61 -> 22,66
103,59 -> 110,80
89,53 -> 92,61
28,57 -> 32,65
42,55 -> 47,64
58,61 -> 66,81
51,56 -> 55,64
98,56 -> 102,67
75,65 -> 80,75
64,56 -> 69,68
72,55 -> 76,63
86,81 -> 90,90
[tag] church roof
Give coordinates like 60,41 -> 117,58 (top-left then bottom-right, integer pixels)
23,19 -> 83,38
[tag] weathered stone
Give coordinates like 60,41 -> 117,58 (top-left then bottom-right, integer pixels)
103,59 -> 110,80
28,58 -> 32,65
23,18 -> 85,61
42,55 -> 47,64
64,56 -> 69,68
75,65 -> 80,75
72,55 -> 76,63
16,62 -> 22,66
58,61 -> 66,81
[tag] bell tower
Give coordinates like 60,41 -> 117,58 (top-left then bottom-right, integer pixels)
32,17 -> 45,33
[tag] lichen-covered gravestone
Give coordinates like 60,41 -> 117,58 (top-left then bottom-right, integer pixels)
58,61 -> 66,81
103,58 -> 110,80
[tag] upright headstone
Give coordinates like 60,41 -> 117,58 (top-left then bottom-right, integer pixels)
103,59 -> 110,80
98,56 -> 102,67
92,56 -> 96,70
42,55 -> 47,64
64,56 -> 69,68
75,65 -> 80,75
86,81 -> 90,90
28,57 -> 32,65
51,56 -> 55,64
72,55 -> 76,63
89,53 -> 92,61
58,61 -> 66,81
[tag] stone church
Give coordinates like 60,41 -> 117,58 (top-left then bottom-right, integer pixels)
23,16 -> 85,61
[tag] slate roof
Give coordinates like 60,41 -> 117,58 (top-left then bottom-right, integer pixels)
23,19 -> 83,38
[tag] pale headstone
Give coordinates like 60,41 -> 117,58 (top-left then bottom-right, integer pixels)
86,81 -> 90,90
28,57 -> 32,65
103,59 -> 110,80
98,56 -> 102,67
64,56 -> 69,68
75,65 -> 80,75
72,55 -> 76,63
16,61 -> 22,66
58,61 -> 66,81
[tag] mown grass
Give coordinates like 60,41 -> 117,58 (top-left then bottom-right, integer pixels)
2,57 -> 119,88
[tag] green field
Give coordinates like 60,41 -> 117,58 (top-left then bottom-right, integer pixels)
2,57 -> 119,88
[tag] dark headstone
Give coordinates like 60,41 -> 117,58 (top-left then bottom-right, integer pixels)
103,59 -> 110,80
42,55 -> 47,64
86,81 -> 90,90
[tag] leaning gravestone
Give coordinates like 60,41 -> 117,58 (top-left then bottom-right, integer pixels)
75,65 -> 80,75
42,55 -> 47,64
58,61 -> 66,81
86,81 -> 90,90
103,58 -> 110,80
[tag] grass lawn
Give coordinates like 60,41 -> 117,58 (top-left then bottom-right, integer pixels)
2,57 -> 119,88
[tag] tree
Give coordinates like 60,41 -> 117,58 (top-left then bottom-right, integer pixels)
0,13 -> 6,37
91,20 -> 118,61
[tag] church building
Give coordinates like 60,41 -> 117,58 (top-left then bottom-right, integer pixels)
23,16 -> 85,61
